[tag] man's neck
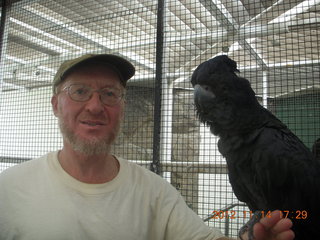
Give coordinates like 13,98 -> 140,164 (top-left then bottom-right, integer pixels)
58,146 -> 120,184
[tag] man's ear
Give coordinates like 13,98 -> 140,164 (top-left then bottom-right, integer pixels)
51,95 -> 58,117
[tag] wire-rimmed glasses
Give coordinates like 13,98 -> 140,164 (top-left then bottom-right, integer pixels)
62,84 -> 125,106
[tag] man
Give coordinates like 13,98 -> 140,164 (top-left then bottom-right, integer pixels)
0,54 -> 294,240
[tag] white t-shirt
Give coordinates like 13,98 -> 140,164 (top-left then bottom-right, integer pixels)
0,151 -> 224,240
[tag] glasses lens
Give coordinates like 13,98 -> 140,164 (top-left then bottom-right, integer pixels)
100,88 -> 122,105
66,84 -> 123,106
68,85 -> 91,102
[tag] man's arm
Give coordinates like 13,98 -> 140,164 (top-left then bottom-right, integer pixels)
217,210 -> 295,240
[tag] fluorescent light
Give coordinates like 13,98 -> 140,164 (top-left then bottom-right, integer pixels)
5,55 -> 27,64
270,0 -> 320,24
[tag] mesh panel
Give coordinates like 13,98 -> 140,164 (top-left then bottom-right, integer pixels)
0,0 -> 319,238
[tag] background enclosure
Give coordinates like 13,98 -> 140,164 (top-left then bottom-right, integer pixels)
0,0 -> 319,237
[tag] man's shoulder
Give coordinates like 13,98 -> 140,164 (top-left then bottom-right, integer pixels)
120,158 -> 164,181
0,153 -> 50,182
118,157 -> 177,194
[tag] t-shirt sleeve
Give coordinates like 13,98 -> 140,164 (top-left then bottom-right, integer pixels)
162,186 -> 224,240
125,160 -> 225,240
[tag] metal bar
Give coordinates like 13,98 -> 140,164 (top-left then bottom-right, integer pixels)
20,4 -> 155,72
199,0 -> 268,69
0,0 -> 38,8
199,0 -> 238,33
0,156 -> 229,174
3,18 -> 318,78
2,56 -> 319,91
159,84 -> 173,163
245,0 -> 305,25
0,156 -> 31,164
262,71 -> 268,108
203,203 -> 248,222
0,0 -> 10,65
0,0 -> 11,94
161,162 -> 228,174
150,0 -> 165,175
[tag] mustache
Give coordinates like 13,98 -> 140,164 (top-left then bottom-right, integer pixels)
79,114 -> 108,126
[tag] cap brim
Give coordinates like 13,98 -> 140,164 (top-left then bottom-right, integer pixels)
53,53 -> 135,93
66,54 -> 135,83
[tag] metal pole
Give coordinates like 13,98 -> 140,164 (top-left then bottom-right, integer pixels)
151,0 -> 165,175
0,0 -> 11,92
262,71 -> 268,108
0,0 -> 9,64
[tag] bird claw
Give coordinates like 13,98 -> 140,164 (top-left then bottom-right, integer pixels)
239,211 -> 262,240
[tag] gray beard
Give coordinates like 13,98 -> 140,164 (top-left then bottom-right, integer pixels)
58,119 -> 119,156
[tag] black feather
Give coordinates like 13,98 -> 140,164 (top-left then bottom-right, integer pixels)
312,138 -> 320,161
191,55 -> 320,239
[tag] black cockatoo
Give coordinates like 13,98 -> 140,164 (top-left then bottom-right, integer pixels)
191,55 -> 320,240
312,138 -> 320,161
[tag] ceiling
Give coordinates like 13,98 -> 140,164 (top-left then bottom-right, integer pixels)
1,0 -> 319,98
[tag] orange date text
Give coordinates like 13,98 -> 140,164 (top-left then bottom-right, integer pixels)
210,210 -> 308,220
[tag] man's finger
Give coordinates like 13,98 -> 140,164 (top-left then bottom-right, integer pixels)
259,210 -> 283,230
274,230 -> 295,240
271,218 -> 293,234
254,210 -> 295,240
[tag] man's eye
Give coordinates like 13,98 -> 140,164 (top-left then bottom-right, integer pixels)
73,87 -> 89,95
102,90 -> 116,97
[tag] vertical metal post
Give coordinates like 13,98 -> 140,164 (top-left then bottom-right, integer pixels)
0,0 -> 11,92
225,217 -> 230,237
0,0 -> 9,64
151,0 -> 165,174
262,70 -> 268,108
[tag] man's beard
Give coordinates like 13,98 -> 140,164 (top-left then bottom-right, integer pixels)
58,119 -> 120,156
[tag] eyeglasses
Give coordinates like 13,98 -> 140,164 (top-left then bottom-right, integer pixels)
61,84 -> 125,106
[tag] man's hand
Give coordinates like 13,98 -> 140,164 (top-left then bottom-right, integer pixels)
218,210 -> 295,240
252,210 -> 294,240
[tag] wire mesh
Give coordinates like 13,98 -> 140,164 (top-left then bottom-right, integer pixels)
0,0 -> 319,238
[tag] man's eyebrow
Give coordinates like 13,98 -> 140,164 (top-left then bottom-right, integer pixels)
101,86 -> 123,90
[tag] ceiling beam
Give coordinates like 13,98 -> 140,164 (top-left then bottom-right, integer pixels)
199,0 -> 268,69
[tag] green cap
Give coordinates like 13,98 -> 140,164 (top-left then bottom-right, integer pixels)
53,54 -> 135,93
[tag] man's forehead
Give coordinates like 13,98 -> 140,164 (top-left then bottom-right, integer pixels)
60,63 -> 123,87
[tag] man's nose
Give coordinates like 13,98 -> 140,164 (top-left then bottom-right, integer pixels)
84,92 -> 104,114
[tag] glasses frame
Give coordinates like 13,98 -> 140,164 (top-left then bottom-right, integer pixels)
61,84 -> 125,106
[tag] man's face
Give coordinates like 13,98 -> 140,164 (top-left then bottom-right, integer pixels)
51,64 -> 125,155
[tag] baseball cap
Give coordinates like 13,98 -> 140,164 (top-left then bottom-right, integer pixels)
53,54 -> 135,93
